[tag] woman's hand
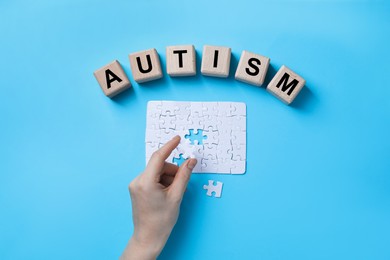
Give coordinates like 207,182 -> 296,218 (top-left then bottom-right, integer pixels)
121,136 -> 197,260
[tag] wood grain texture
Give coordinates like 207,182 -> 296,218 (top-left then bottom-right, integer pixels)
235,50 -> 270,86
93,60 -> 131,98
166,45 -> 196,76
201,45 -> 231,78
267,65 -> 305,105
129,48 -> 163,83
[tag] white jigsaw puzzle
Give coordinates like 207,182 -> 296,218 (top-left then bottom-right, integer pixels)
145,101 -> 246,174
203,180 -> 223,198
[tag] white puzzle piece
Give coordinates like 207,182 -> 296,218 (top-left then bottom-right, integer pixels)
203,180 -> 223,198
145,101 -> 247,174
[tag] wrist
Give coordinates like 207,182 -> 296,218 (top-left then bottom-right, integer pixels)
121,236 -> 163,260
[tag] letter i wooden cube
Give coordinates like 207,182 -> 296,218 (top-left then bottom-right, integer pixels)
201,45 -> 231,78
129,48 -> 163,83
93,60 -> 131,98
166,45 -> 196,76
267,65 -> 306,105
235,50 -> 270,86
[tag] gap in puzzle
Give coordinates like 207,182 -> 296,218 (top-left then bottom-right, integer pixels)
145,101 -> 247,174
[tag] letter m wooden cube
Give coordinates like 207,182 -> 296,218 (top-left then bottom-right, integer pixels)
267,65 -> 305,105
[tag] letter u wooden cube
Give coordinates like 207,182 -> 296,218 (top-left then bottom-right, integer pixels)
129,48 -> 163,83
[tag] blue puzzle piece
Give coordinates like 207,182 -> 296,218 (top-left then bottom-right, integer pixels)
172,153 -> 187,167
184,129 -> 208,145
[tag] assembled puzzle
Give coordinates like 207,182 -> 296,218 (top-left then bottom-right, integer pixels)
145,101 -> 246,174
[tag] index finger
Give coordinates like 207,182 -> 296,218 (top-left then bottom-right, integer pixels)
145,135 -> 181,177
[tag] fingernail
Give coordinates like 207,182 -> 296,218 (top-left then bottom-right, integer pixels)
173,135 -> 180,140
187,159 -> 197,170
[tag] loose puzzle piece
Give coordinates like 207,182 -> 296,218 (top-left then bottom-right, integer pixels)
203,180 -> 223,198
145,101 -> 247,174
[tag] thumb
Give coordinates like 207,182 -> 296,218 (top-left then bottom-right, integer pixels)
169,158 -> 197,199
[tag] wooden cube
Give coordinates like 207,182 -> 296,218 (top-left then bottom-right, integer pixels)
201,45 -> 231,78
166,45 -> 196,77
235,50 -> 270,86
129,48 -> 163,83
93,60 -> 131,98
267,65 -> 305,105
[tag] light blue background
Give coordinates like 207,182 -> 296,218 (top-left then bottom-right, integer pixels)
1,0 -> 389,259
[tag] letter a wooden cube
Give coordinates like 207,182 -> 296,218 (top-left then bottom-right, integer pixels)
129,48 -> 163,83
93,60 -> 131,98
267,65 -> 305,105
